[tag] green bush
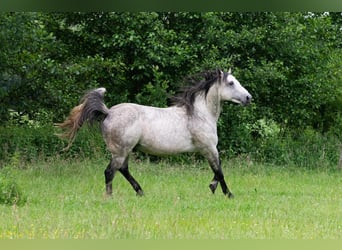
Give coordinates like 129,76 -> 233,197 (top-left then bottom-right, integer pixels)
217,110 -> 340,169
0,122 -> 340,170
247,127 -> 340,169
0,125 -> 108,165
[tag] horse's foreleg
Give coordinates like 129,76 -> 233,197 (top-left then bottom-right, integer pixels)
207,156 -> 234,198
119,158 -> 144,196
209,178 -> 219,194
219,175 -> 234,199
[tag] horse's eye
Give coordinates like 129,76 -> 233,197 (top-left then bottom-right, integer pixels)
227,81 -> 234,86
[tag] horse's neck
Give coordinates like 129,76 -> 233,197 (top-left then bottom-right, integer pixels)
195,85 -> 222,122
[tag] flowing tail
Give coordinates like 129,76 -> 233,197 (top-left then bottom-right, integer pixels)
55,87 -> 108,151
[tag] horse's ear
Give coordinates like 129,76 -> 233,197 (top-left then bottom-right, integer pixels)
217,69 -> 224,78
228,68 -> 232,74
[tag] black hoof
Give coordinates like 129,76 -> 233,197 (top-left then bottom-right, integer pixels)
105,192 -> 113,197
104,192 -> 113,199
209,182 -> 218,194
227,192 -> 234,199
136,190 -> 144,197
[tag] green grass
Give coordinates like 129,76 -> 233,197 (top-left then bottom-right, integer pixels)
0,158 -> 341,239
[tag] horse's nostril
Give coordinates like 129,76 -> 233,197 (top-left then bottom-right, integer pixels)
245,95 -> 252,104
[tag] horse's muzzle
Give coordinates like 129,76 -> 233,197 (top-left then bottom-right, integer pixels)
245,94 -> 252,104
241,94 -> 252,106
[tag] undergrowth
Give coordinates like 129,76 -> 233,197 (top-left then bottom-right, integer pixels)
0,125 -> 341,170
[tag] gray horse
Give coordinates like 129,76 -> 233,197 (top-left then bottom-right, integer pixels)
57,69 -> 252,198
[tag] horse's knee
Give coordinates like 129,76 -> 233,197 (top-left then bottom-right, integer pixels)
136,189 -> 144,196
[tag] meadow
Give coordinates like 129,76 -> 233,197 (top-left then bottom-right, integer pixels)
0,158 -> 341,239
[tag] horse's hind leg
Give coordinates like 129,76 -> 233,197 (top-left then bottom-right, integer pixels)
104,158 -> 117,195
119,157 -> 144,196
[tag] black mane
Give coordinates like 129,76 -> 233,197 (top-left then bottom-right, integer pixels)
170,70 -> 221,115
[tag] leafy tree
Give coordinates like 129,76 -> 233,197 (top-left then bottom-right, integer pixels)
1,12 -> 341,160
0,12 -> 58,123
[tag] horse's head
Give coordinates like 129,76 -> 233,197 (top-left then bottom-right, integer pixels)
218,69 -> 252,105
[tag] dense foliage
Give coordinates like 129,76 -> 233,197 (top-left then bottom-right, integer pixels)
1,12 -> 341,167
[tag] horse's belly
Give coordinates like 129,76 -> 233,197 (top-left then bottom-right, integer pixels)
138,129 -> 195,155
134,106 -> 197,155
137,142 -> 195,155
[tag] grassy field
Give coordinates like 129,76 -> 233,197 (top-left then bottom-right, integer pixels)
0,158 -> 341,239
